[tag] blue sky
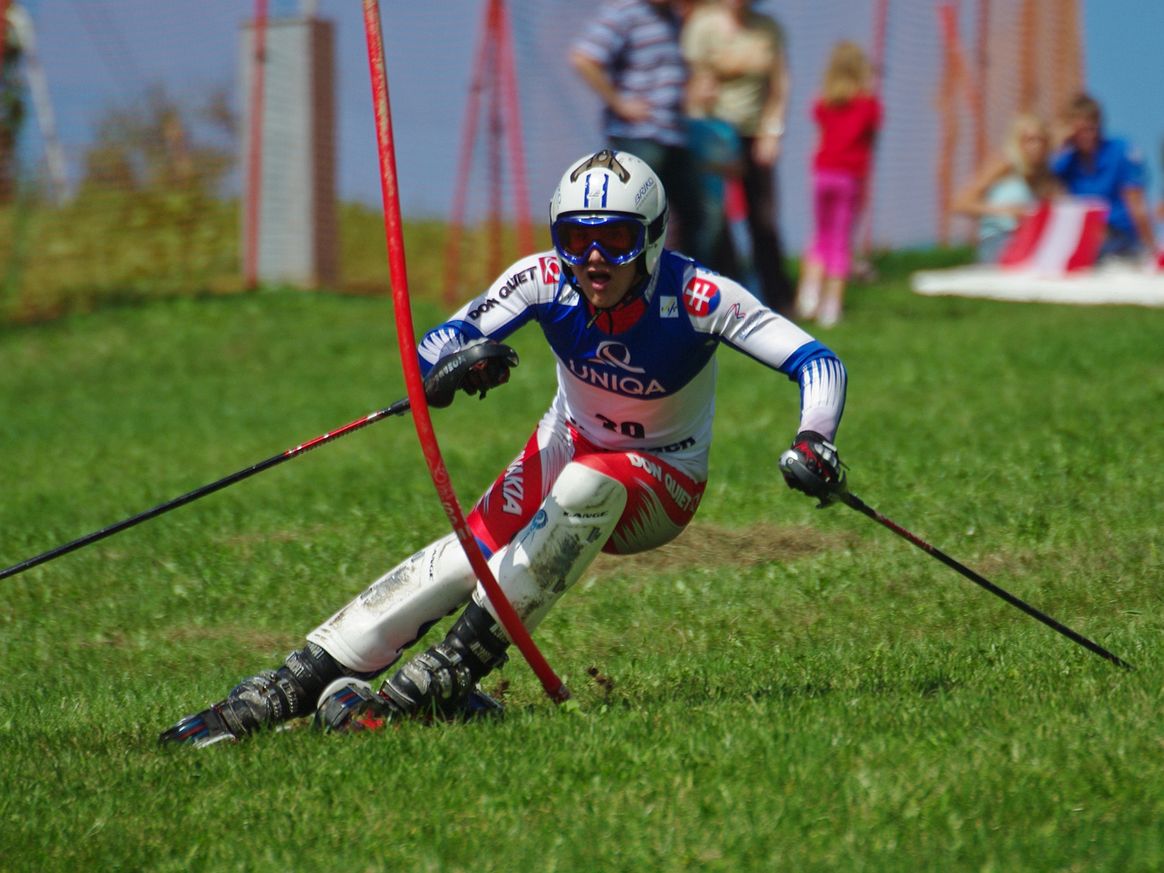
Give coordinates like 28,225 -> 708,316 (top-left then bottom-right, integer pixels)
1082,0 -> 1164,193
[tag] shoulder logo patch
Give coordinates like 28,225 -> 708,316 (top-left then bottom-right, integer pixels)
538,256 -> 560,285
683,277 -> 720,317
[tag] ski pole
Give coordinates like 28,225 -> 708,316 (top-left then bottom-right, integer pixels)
1,398 -> 412,582
840,490 -> 1133,670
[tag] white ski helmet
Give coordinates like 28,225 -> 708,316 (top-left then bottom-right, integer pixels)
549,150 -> 669,276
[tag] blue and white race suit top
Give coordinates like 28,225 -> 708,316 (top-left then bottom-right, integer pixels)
418,249 -> 847,482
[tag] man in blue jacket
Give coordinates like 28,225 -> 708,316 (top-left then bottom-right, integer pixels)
1053,93 -> 1157,260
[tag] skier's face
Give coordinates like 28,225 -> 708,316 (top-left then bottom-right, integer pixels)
568,246 -> 639,310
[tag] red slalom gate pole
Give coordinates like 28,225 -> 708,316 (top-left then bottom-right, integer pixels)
360,0 -> 570,704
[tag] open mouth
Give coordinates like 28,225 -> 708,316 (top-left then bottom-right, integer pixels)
587,267 -> 612,291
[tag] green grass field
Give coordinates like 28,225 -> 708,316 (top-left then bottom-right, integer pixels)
1,261 -> 1162,871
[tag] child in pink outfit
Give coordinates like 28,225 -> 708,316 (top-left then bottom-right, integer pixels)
796,41 -> 882,327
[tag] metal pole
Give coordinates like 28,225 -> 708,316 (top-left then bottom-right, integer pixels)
244,0 -> 269,289
443,0 -> 493,307
495,0 -> 535,256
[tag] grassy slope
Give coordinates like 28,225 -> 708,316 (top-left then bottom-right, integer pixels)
0,269 -> 1162,872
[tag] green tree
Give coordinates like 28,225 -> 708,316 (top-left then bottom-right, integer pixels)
79,84 -> 234,196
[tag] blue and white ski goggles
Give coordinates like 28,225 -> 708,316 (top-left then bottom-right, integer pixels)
551,214 -> 647,266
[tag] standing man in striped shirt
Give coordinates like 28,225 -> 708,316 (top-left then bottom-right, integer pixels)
571,0 -> 711,266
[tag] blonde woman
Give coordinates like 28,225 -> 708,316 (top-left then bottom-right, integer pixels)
795,41 -> 882,327
953,113 -> 1059,263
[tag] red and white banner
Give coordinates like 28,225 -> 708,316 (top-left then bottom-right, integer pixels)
999,197 -> 1109,275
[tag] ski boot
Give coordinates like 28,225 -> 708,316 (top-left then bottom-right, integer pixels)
159,642 -> 362,747
315,600 -> 508,733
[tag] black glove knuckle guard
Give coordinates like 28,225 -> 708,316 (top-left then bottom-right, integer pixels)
424,341 -> 518,407
779,430 -> 846,506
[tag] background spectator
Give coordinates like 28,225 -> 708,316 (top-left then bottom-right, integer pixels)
1052,92 -> 1157,261
953,113 -> 1060,263
795,40 -> 881,327
682,0 -> 793,313
684,113 -> 745,277
571,0 -> 709,264
683,16 -> 742,277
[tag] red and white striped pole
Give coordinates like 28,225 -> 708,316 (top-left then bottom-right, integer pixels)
243,0 -> 268,290
360,0 -> 570,704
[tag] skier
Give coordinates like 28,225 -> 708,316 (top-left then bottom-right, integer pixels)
160,149 -> 848,746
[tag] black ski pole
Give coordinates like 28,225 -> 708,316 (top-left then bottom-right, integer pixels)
840,491 -> 1132,670
1,398 -> 412,582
